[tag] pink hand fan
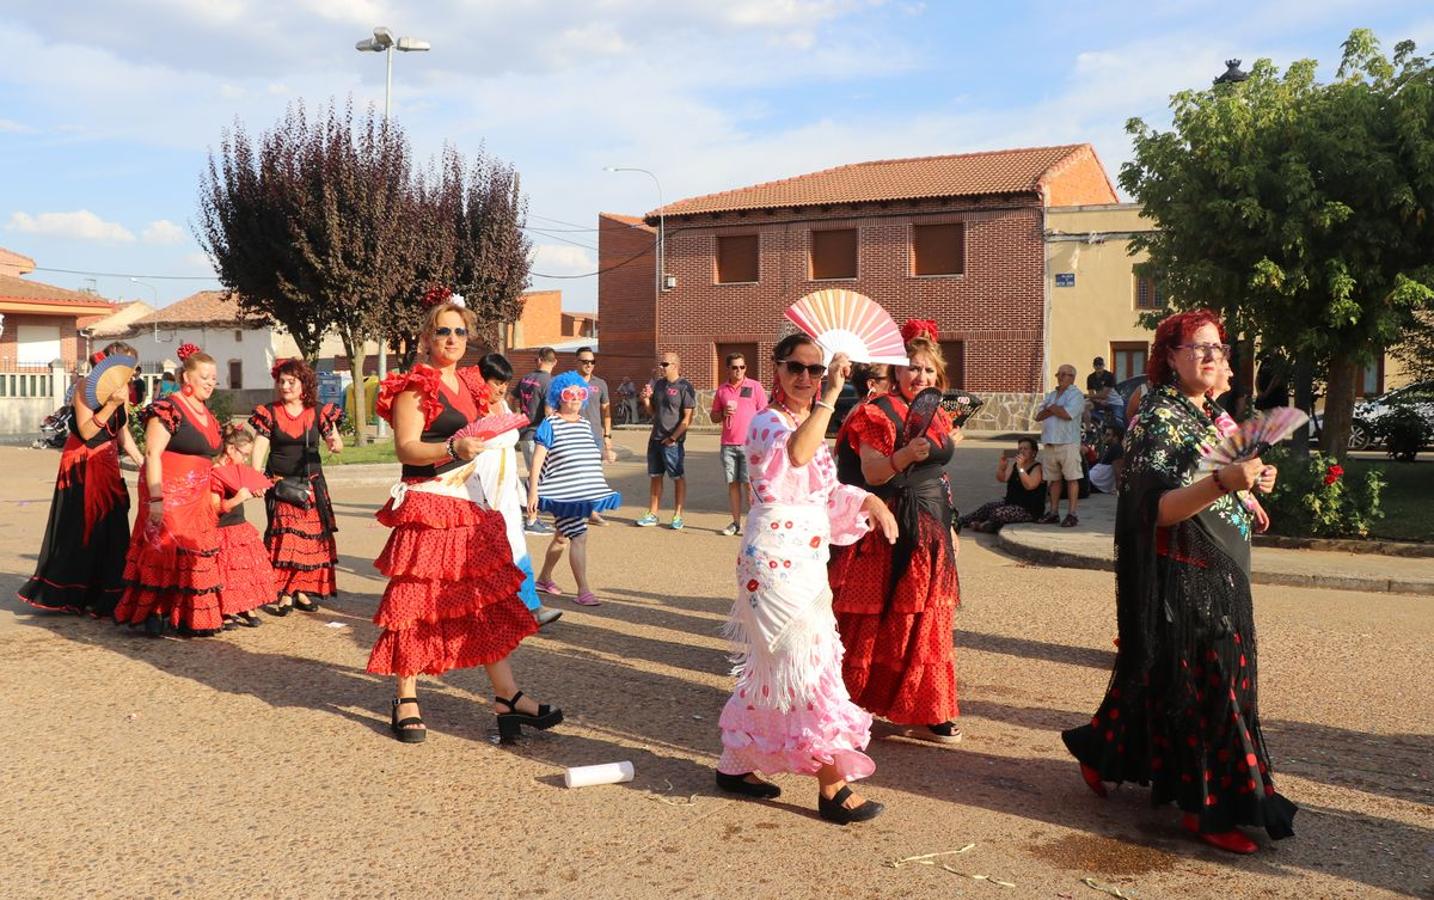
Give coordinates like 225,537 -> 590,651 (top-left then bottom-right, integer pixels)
454,411 -> 531,441
784,289 -> 909,365
1197,407 -> 1309,470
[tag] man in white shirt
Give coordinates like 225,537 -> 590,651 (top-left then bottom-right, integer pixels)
1034,364 -> 1087,526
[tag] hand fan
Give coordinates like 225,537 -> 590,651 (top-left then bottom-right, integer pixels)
454,412 -> 531,441
1197,407 -> 1309,470
784,289 -> 909,366
211,462 -> 273,495
903,387 -> 944,446
941,391 -> 984,428
83,353 -> 137,410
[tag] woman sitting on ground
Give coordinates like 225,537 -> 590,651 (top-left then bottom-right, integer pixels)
959,436 -> 1046,533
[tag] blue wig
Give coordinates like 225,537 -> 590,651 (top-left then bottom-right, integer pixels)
547,370 -> 590,411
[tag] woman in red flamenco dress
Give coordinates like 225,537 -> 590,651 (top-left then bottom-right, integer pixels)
114,345 -> 225,637
18,340 -> 145,616
369,297 -> 563,744
211,423 -> 275,630
830,321 -> 964,743
249,357 -> 343,616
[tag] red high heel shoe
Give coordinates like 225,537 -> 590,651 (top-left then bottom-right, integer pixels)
1079,763 -> 1108,798
1183,814 -> 1258,854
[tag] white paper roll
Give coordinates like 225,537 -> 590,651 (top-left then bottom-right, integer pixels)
563,761 -> 635,788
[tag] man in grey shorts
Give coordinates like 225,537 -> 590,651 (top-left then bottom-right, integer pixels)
1034,363 -> 1087,527
709,352 -> 768,535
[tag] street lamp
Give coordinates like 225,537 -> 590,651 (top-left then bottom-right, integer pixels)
129,277 -> 159,306
1214,59 -> 1249,85
356,25 -> 429,436
605,166 -> 669,295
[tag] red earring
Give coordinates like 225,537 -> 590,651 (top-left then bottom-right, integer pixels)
181,384 -> 195,397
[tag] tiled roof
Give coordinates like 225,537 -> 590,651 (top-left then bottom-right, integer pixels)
132,290 -> 255,327
650,144 -> 1101,219
0,273 -> 116,310
0,247 -> 36,273
600,212 -> 652,227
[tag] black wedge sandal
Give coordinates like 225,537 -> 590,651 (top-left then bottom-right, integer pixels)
390,697 -> 427,743
494,691 -> 563,743
817,786 -> 885,825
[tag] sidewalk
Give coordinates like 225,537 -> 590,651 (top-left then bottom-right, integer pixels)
996,493 -> 1434,596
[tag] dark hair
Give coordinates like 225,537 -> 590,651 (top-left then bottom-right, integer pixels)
575,346 -> 594,357
1148,309 -> 1227,386
772,332 -> 817,363
850,362 -> 892,395
1102,423 -> 1125,440
160,371 -> 175,383
1017,436 -> 1038,453
724,351 -> 746,366
272,357 -> 319,408
479,353 -> 514,383
537,347 -> 557,363
102,341 -> 138,358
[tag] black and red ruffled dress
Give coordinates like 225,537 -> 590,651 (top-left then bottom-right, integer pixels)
248,402 -> 343,601
829,394 -> 960,727
366,365 -> 535,677
211,478 -> 276,618
114,398 -> 224,634
18,404 -> 132,616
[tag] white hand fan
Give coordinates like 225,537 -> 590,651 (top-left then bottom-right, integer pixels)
784,289 -> 909,366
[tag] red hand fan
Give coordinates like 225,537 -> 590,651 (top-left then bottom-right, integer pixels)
211,462 -> 273,495
454,412 -> 531,441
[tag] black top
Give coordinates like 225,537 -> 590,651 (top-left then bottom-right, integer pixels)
79,406 -> 128,450
146,398 -> 220,457
401,382 -> 476,480
1004,461 -> 1047,517
249,402 -> 341,478
1087,370 -> 1116,394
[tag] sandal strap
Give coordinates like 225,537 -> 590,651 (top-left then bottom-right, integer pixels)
495,691 -> 524,711
396,717 -> 424,727
393,697 -> 420,706
829,785 -> 852,806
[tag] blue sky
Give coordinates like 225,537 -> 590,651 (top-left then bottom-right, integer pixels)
2,1 -> 1430,312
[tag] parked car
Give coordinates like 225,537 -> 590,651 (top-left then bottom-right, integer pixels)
1309,380 -> 1434,450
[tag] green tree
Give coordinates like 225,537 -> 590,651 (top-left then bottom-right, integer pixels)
1123,30 -> 1434,456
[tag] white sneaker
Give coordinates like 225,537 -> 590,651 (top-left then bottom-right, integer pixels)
533,606 -> 563,626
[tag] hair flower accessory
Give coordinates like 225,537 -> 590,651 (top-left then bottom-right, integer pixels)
421,285 -> 453,308
449,292 -> 467,309
90,349 -> 107,365
901,318 -> 939,344
270,357 -> 294,381
177,342 -> 201,362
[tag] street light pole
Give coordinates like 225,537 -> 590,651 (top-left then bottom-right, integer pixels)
129,277 -> 159,306
605,166 -> 666,297
356,26 -> 429,437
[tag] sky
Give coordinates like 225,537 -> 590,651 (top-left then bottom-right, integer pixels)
2,1 -> 1431,313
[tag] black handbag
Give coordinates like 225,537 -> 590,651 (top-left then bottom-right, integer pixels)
271,410 -> 315,509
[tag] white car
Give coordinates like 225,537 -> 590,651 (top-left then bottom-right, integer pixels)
1312,380 -> 1434,449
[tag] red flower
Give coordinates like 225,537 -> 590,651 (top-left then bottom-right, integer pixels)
900,318 -> 939,344
421,285 -> 453,308
89,350 -> 106,365
176,342 -> 201,362
1323,464 -> 1343,487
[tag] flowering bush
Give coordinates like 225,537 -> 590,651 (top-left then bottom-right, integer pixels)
1368,405 -> 1429,462
1261,449 -> 1384,538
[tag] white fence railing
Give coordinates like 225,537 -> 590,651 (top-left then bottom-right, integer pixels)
0,363 -> 73,439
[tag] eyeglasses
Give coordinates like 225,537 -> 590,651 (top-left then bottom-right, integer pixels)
577,358 -> 596,365
778,359 -> 827,378
1177,342 -> 1231,360
559,387 -> 588,402
434,327 -> 468,338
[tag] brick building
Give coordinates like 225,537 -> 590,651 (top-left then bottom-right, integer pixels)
598,145 -> 1119,430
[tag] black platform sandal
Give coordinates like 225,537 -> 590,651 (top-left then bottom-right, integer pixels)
818,786 -> 885,825
390,697 -> 427,743
715,770 -> 781,799
494,691 -> 563,743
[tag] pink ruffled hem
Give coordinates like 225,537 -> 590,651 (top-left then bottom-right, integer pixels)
716,685 -> 875,780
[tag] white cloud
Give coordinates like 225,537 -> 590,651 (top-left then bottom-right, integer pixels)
142,219 -> 186,245
7,210 -> 135,242
530,244 -> 596,277
0,118 -> 32,133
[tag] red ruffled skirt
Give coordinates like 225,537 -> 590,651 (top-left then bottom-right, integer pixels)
366,490 -> 535,677
217,521 -> 276,615
115,454 -> 223,634
266,499 -> 337,598
830,513 -> 960,726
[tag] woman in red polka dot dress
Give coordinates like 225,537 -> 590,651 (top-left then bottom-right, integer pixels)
1062,310 -> 1295,853
829,321 -> 963,743
367,297 -> 561,745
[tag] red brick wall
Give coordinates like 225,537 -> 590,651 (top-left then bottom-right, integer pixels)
626,196 -> 1047,392
596,214 -> 657,392
514,290 -> 563,348
1042,147 -> 1120,207
0,312 -> 83,370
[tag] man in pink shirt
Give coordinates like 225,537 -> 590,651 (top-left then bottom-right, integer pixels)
709,352 -> 769,536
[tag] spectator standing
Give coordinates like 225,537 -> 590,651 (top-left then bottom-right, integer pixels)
709,352 -> 768,536
573,347 -> 614,525
156,371 -> 178,400
617,376 -> 637,425
129,365 -> 147,406
958,437 -> 1046,533
1035,364 -> 1086,527
636,352 -> 696,530
513,347 -> 557,534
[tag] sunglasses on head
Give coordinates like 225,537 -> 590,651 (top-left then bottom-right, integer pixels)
435,327 -> 467,338
778,359 -> 827,378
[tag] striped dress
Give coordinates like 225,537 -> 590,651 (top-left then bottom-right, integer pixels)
534,415 -> 620,538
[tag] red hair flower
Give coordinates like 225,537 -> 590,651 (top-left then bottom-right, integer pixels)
1323,464 -> 1344,487
89,350 -> 106,365
177,342 -> 201,362
421,285 -> 453,308
270,357 -> 293,381
901,318 -> 939,344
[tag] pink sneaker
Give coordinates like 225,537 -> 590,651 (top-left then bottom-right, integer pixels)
535,579 -> 562,596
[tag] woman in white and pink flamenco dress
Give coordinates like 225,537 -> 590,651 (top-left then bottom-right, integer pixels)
715,332 -> 898,824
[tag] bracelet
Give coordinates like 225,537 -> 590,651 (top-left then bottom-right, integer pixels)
445,436 -> 460,461
1213,469 -> 1230,493
889,452 -> 902,473
814,399 -> 836,411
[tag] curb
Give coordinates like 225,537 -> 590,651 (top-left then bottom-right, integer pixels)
993,530 -> 1433,597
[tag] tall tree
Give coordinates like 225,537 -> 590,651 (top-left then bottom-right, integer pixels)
454,146 -> 533,351
1123,30 -> 1434,456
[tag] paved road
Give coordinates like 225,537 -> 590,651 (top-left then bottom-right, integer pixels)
0,439 -> 1429,899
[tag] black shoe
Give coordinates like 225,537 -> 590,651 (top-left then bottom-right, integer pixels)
143,613 -> 166,638
292,594 -> 318,612
715,770 -> 781,799
390,697 -> 427,743
818,786 -> 885,825
236,611 -> 262,628
222,615 -> 239,631
262,598 -> 292,617
494,691 -> 563,743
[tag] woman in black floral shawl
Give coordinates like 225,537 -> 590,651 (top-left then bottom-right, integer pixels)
1062,309 -> 1296,854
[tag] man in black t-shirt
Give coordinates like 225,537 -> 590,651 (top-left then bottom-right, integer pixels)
636,351 -> 696,530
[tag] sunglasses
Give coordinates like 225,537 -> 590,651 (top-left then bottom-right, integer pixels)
434,327 -> 468,338
729,364 -> 746,370
560,386 -> 588,402
657,361 -> 672,368
778,359 -> 827,378
577,358 -> 596,365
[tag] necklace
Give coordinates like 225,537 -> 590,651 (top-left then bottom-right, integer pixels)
775,398 -> 807,423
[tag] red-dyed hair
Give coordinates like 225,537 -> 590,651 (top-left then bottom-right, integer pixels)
271,357 -> 319,408
1147,308 -> 1227,386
